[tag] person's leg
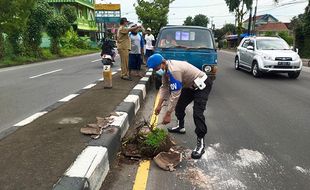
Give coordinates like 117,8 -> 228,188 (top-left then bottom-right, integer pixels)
119,49 -> 131,80
137,54 -> 143,77
168,88 -> 194,134
191,78 -> 213,159
119,49 -> 126,78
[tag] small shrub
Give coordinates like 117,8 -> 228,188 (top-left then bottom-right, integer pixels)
144,128 -> 168,149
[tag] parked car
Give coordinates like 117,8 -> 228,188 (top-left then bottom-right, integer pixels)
153,26 -> 218,89
235,36 -> 302,79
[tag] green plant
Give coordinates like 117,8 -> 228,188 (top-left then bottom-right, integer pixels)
62,5 -> 77,24
24,0 -> 53,57
144,128 -> 168,149
46,15 -> 70,54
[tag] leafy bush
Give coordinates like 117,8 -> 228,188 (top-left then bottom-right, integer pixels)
278,31 -> 294,46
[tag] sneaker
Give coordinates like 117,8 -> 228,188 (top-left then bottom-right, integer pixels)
167,120 -> 186,134
191,137 -> 205,159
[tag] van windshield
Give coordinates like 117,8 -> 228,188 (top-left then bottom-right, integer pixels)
158,28 -> 214,49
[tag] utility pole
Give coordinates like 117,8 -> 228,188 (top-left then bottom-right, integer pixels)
247,6 -> 253,36
252,0 -> 258,35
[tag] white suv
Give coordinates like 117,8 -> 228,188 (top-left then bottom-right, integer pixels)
235,37 -> 302,79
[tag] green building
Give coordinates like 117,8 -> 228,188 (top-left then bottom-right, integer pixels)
46,0 -> 97,40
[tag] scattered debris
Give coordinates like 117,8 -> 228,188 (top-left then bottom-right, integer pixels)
80,112 -> 119,139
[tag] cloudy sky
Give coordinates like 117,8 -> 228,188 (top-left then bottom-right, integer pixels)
95,0 -> 308,28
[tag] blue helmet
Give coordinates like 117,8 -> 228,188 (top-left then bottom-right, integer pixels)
147,54 -> 164,69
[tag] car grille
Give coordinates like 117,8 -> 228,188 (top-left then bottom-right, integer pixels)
274,66 -> 293,69
275,57 -> 292,61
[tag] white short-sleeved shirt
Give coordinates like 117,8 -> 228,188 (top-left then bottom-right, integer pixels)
145,34 -> 155,50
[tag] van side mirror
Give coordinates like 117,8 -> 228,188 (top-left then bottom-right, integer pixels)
247,46 -> 254,51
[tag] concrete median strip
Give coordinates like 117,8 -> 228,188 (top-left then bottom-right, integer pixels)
53,69 -> 153,190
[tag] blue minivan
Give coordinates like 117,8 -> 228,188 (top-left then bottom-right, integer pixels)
154,26 -> 218,89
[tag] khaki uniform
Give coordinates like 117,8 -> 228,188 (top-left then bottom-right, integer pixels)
117,25 -> 131,77
159,60 -> 213,138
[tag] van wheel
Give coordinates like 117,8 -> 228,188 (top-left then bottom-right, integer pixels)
235,57 -> 240,70
288,71 -> 300,79
252,62 -> 262,78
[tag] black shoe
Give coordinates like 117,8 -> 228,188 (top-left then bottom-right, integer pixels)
167,120 -> 185,134
191,137 -> 205,159
121,76 -> 132,81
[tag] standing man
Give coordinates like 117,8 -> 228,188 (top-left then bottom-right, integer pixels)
147,54 -> 213,159
129,24 -> 145,77
144,27 -> 155,62
117,17 -> 140,80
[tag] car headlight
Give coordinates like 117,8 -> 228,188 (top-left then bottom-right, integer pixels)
204,66 -> 212,72
263,55 -> 273,61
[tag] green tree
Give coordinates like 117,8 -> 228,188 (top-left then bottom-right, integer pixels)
183,16 -> 193,26
225,0 -> 253,42
183,14 -> 209,27
62,5 -> 77,25
46,15 -> 70,54
222,23 -> 237,34
0,0 -> 35,57
24,0 -> 53,56
135,0 -> 175,37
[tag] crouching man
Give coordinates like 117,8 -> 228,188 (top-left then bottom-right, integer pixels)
147,54 -> 213,159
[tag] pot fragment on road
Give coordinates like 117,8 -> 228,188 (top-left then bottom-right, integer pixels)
80,112 -> 118,139
153,148 -> 182,172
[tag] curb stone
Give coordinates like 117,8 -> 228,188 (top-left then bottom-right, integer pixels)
53,69 -> 154,190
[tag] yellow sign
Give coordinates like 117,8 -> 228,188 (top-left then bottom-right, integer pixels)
95,4 -> 120,11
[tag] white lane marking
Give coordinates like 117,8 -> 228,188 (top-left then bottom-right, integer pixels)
29,69 -> 62,79
14,111 -> 48,127
59,94 -> 79,102
91,59 -> 101,63
83,84 -> 96,89
295,166 -> 310,175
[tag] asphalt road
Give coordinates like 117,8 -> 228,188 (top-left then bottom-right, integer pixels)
103,50 -> 310,190
0,52 -> 120,139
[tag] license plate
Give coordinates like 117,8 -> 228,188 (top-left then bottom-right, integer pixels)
278,61 -> 290,66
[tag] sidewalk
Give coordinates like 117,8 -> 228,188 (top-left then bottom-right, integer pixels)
0,70 -> 152,190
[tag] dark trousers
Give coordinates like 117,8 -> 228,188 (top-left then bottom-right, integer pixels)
175,77 -> 213,138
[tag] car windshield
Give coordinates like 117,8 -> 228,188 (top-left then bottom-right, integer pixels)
256,39 -> 290,50
157,28 -> 214,49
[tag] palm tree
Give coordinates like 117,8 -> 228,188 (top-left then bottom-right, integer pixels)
225,0 -> 278,42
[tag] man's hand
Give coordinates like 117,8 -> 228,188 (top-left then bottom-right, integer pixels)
162,111 -> 172,125
155,105 -> 162,115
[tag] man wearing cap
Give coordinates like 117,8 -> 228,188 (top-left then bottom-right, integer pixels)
147,53 -> 213,159
117,17 -> 141,80
144,27 -> 155,62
